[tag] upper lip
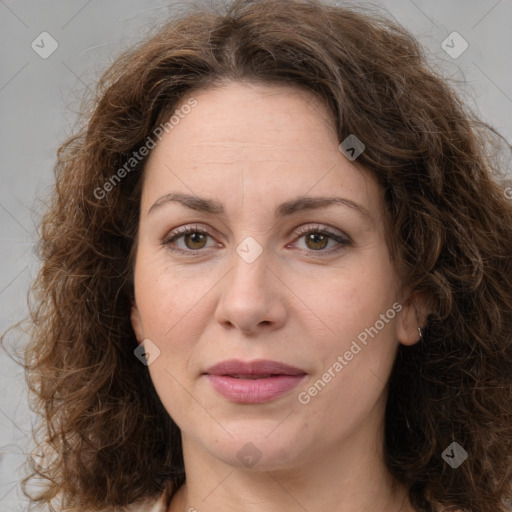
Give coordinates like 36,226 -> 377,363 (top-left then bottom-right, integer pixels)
204,359 -> 306,376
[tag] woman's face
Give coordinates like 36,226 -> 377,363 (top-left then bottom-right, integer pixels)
131,82 -> 419,472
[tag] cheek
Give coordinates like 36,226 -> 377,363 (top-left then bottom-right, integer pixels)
134,257 -> 206,422
133,250 -> 211,343
316,258 -> 399,340
306,260 -> 400,392
300,287 -> 399,433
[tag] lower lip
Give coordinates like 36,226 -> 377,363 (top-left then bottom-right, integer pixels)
206,374 -> 306,403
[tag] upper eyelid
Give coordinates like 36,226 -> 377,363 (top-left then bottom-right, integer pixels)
165,223 -> 345,238
294,223 -> 348,237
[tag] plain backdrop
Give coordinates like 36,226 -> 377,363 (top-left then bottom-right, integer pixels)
1,0 -> 511,510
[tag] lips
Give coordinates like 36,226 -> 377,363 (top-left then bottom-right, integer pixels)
204,359 -> 307,403
205,359 -> 305,377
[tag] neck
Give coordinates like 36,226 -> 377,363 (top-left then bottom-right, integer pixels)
172,455 -> 411,512
169,398 -> 413,512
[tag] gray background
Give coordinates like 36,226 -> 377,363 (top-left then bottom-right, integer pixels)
1,0 -> 511,510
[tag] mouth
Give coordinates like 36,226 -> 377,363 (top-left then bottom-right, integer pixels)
203,359 -> 307,403
204,359 -> 306,377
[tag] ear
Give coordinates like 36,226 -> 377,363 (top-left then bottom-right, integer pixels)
396,292 -> 429,346
130,301 -> 144,345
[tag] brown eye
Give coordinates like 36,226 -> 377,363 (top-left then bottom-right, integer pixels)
292,225 -> 351,254
163,226 -> 218,254
304,233 -> 329,251
183,232 -> 208,250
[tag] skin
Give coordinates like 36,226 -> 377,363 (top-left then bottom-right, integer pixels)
130,81 -> 426,512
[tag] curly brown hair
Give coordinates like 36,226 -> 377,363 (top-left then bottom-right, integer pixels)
4,0 -> 512,510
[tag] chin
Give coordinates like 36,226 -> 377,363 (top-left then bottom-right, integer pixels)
202,425 -> 311,471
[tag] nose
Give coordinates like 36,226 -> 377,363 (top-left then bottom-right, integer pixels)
214,248 -> 288,335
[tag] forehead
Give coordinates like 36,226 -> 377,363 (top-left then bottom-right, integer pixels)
149,81 -> 337,162
141,81 -> 381,220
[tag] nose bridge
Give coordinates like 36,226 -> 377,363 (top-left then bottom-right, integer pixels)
229,238 -> 271,303
215,238 -> 287,332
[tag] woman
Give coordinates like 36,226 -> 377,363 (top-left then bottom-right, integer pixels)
15,0 -> 512,510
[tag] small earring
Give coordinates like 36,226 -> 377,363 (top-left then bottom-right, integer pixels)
413,298 -> 424,340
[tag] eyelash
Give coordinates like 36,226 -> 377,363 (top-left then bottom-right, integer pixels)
162,224 -> 351,257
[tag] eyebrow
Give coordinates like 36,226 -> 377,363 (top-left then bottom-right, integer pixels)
147,192 -> 371,219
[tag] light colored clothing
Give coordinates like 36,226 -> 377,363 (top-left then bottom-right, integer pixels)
123,491 -> 168,512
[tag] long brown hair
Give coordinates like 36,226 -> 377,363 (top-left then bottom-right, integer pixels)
5,0 -> 512,510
